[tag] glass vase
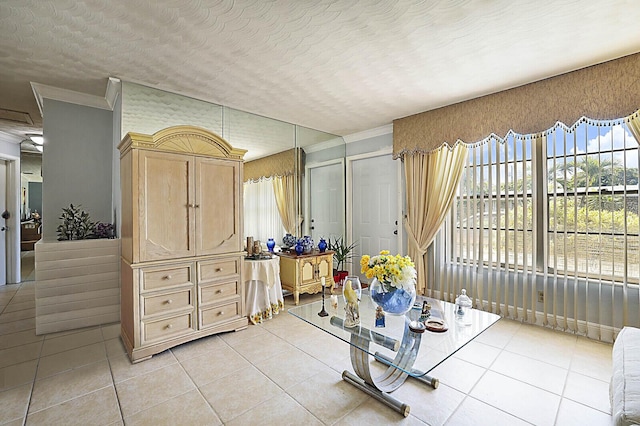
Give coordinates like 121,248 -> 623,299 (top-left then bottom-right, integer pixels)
369,277 -> 416,315
266,238 -> 276,252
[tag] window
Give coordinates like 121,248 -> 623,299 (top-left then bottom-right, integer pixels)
451,118 -> 639,284
243,177 -> 285,243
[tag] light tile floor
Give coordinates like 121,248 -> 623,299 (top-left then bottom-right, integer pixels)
0,282 -> 613,425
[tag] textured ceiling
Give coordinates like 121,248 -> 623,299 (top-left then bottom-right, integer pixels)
1,0 -> 640,145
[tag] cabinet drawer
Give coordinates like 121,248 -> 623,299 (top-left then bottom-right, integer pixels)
141,264 -> 193,292
200,280 -> 240,305
142,288 -> 193,317
200,301 -> 240,328
142,313 -> 194,343
198,258 -> 240,282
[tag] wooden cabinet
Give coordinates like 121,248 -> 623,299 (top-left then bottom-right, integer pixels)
278,251 -> 334,305
133,151 -> 241,263
21,222 -> 41,251
119,126 -> 248,362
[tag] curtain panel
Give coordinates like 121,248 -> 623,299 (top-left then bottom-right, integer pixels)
628,109 -> 640,143
272,174 -> 298,235
403,144 -> 469,295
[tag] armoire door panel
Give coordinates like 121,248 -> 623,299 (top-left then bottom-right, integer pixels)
139,151 -> 195,261
196,158 -> 240,255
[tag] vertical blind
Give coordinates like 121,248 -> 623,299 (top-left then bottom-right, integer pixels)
439,116 -> 639,342
243,177 -> 286,244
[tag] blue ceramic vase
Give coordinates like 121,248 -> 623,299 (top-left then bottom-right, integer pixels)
318,238 -> 327,253
266,238 -> 276,252
301,236 -> 314,253
283,233 -> 296,248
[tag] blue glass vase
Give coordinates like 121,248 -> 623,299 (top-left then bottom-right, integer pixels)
266,238 -> 276,252
369,278 -> 416,315
318,238 -> 327,253
295,241 -> 304,255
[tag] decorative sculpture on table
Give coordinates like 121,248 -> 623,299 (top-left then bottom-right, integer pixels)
375,306 -> 385,328
330,294 -> 339,311
343,278 -> 360,327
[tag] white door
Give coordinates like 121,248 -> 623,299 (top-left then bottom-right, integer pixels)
350,153 -> 400,282
309,162 -> 344,242
0,160 -> 6,285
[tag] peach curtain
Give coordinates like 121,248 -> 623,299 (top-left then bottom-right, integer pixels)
404,144 -> 468,295
272,175 -> 297,235
629,110 -> 640,143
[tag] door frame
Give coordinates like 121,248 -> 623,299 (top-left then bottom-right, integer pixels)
304,158 -> 345,238
346,147 -> 403,273
0,154 -> 21,284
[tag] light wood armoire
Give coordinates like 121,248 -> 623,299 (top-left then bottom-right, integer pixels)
118,126 -> 247,362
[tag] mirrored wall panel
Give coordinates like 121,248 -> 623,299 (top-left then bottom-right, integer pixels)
119,81 -> 346,251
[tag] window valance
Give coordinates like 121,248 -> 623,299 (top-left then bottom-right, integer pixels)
393,52 -> 640,157
244,148 -> 298,182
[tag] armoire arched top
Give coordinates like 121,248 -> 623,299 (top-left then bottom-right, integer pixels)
118,125 -> 247,160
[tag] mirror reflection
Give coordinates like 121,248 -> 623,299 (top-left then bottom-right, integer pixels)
19,151 -> 42,281
119,82 -> 346,253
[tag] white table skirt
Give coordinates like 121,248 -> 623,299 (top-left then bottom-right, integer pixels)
244,257 -> 284,324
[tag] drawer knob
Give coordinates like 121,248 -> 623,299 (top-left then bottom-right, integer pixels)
218,311 -> 224,316
216,268 -> 223,272
216,289 -> 223,294
166,299 -> 173,304
163,275 -> 172,280
165,323 -> 173,329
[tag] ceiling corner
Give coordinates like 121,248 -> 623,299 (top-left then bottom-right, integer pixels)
30,80 -> 118,114
343,124 -> 393,144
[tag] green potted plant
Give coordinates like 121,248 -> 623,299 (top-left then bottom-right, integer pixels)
56,204 -> 95,240
328,236 -> 357,282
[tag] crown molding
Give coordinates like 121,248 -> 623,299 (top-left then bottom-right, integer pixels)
31,77 -> 121,117
301,136 -> 345,154
0,130 -> 22,144
342,124 -> 393,144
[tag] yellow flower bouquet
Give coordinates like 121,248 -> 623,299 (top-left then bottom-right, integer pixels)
360,250 -> 416,293
361,250 -> 417,315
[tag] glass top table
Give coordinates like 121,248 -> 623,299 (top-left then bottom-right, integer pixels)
289,292 -> 500,417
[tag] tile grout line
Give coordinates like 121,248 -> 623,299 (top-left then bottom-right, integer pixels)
223,324 -> 328,425
103,331 -> 126,425
172,346 -> 227,425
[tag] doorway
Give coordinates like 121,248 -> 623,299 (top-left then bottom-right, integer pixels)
19,152 -> 42,282
347,150 -> 403,282
0,155 -> 22,285
306,159 -> 345,243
